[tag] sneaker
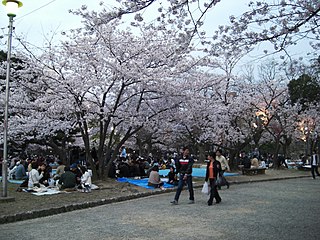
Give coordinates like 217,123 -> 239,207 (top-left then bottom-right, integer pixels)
171,200 -> 178,205
188,200 -> 195,204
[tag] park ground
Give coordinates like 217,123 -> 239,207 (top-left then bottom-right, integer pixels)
0,168 -> 312,223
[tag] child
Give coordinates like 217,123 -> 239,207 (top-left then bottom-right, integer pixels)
167,166 -> 178,186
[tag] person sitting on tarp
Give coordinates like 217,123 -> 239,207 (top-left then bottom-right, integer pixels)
53,160 -> 65,180
15,160 -> 28,180
167,166 -> 178,186
28,162 -> 44,189
78,165 -> 92,193
57,167 -> 77,190
39,162 -> 52,187
148,165 -> 164,189
70,163 -> 82,185
251,156 -> 259,169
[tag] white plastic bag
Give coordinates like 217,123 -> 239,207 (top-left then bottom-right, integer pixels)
201,181 -> 209,194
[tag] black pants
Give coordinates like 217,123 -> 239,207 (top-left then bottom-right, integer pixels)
311,165 -> 320,179
208,178 -> 221,204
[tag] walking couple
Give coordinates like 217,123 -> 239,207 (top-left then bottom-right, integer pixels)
171,147 -> 224,206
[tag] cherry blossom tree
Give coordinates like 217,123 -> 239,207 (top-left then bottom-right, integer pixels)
16,14 -> 201,178
77,1 -> 319,56
2,0 -> 319,176
214,0 -> 319,60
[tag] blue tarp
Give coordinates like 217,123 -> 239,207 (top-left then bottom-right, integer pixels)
117,177 -> 174,189
0,177 -> 24,184
117,169 -> 240,189
159,168 -> 240,178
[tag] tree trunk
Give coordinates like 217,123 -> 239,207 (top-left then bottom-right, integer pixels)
273,137 -> 281,169
228,149 -> 239,171
197,144 -> 206,163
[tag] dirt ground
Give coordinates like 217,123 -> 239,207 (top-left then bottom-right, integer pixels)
0,178 -> 150,217
0,169 -> 311,218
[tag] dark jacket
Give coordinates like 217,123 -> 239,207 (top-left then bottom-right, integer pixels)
167,171 -> 177,184
175,155 -> 194,176
58,171 -> 76,189
241,156 -> 251,169
205,160 -> 222,182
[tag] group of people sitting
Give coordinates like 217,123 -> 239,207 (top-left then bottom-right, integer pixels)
238,151 -> 267,169
7,157 -> 93,193
147,164 -> 178,189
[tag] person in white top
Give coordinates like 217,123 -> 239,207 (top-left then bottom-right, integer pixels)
259,160 -> 267,168
28,162 -> 44,189
216,149 -> 230,189
79,166 -> 92,192
216,149 -> 230,171
310,150 -> 320,179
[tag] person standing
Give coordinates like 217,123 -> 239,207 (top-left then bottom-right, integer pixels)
216,149 -> 230,189
311,150 -> 320,179
205,152 -> 222,206
120,146 -> 127,159
171,146 -> 195,205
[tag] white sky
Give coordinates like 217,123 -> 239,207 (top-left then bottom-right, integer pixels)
0,0 -> 249,48
0,0 -> 310,67
1,0 -> 104,49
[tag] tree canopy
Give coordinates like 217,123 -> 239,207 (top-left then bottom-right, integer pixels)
1,0 -> 320,176
288,74 -> 320,108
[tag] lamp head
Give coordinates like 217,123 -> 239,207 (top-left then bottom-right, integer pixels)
2,0 -> 23,17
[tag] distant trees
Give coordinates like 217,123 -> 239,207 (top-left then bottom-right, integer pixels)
288,74 -> 320,108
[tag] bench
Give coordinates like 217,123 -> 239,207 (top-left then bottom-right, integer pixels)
242,167 -> 266,175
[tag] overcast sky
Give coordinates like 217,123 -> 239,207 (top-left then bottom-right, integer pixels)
1,0 -> 103,48
0,0 -> 249,48
0,0 -> 310,69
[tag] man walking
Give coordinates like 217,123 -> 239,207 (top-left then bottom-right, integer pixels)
311,150 -> 320,179
216,149 -> 230,189
171,146 -> 195,205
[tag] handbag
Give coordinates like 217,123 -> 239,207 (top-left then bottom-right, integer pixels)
215,173 -> 227,187
215,175 -> 221,187
201,181 -> 209,194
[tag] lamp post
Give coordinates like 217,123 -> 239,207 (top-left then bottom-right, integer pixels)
1,0 -> 22,198
304,127 -> 308,156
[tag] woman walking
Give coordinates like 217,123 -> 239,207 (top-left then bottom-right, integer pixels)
205,152 -> 222,206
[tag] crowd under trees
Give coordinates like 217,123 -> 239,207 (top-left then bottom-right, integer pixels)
0,0 -> 319,178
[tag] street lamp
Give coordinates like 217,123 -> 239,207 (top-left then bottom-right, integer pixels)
1,0 -> 23,198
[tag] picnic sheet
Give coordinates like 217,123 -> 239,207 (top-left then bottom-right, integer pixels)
159,169 -> 240,178
117,177 -> 174,189
29,183 -> 99,196
31,188 -> 61,196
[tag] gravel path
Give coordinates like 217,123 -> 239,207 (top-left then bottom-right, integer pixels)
0,178 -> 319,240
